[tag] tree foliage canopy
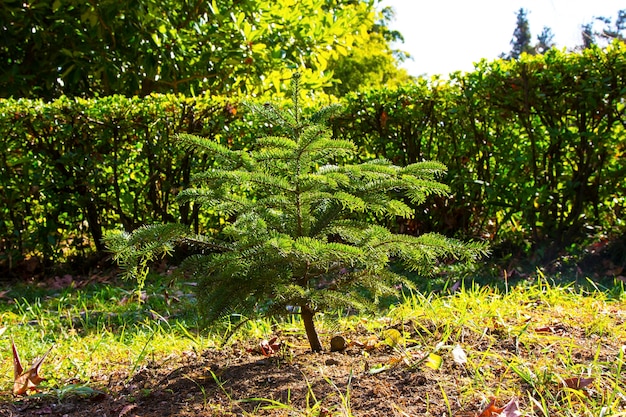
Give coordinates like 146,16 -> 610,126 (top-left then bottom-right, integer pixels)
581,9 -> 626,48
1,0 -> 407,99
503,8 -> 555,59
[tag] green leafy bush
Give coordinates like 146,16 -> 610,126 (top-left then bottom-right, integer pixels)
0,94 -> 239,270
335,43 -> 626,255
0,0 -> 389,99
1,45 -> 625,272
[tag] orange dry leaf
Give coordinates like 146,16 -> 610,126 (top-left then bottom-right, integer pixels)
319,406 -> 332,417
498,398 -> 521,417
365,335 -> 379,351
534,326 -> 554,333
12,339 -> 53,396
477,397 -> 520,417
534,323 -> 567,334
477,398 -> 504,417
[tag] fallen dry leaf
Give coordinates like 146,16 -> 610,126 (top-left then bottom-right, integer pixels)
452,344 -> 467,365
425,352 -> 442,370
319,406 -> 332,417
118,403 -> 138,417
350,340 -> 364,348
534,323 -> 567,334
365,335 -> 379,351
563,376 -> 594,390
534,326 -> 553,333
476,397 -> 520,417
351,335 -> 379,351
383,329 -> 404,347
259,336 -> 281,357
477,397 -> 504,417
498,398 -> 521,417
12,339 -> 53,395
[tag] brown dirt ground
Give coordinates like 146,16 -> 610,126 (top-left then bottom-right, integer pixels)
3,321 -> 619,417
2,331 -> 487,417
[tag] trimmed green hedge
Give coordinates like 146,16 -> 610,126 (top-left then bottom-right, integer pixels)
1,44 -> 625,272
336,43 -> 626,256
0,94 -> 242,270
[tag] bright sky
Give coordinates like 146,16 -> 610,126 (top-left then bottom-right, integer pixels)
379,0 -> 624,76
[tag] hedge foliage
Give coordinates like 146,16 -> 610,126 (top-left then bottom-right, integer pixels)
336,43 -> 626,257
1,44 -> 625,272
0,94 -> 242,270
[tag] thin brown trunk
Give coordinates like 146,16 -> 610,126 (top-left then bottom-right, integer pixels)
300,304 -> 323,352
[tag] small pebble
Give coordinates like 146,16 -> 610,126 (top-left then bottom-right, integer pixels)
330,335 -> 347,352
325,357 -> 340,366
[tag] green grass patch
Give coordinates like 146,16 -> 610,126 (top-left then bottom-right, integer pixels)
0,273 -> 624,416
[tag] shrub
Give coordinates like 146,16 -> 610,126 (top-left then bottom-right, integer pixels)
105,73 -> 488,351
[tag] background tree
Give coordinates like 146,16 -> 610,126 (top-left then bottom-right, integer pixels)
581,23 -> 597,49
535,26 -> 555,54
506,8 -> 534,59
105,73 -> 487,352
580,9 -> 625,48
502,8 -> 555,58
324,6 -> 411,96
599,9 -> 626,42
0,0 -> 403,99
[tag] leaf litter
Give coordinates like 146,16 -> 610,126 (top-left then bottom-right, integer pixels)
11,339 -> 54,396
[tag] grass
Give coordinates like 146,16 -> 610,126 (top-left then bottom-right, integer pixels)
0,270 -> 625,416
386,274 -> 626,416
1,276 -> 207,395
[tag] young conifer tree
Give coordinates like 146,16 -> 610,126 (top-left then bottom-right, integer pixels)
106,73 -> 487,352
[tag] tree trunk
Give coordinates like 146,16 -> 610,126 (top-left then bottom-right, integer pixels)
300,304 -> 323,352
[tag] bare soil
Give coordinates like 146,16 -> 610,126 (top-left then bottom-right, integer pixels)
4,318 -> 619,417
3,331 -> 484,417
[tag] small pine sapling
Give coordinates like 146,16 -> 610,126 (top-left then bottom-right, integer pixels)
106,73 -> 488,352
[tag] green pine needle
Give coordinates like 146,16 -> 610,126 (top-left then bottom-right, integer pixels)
106,72 -> 489,351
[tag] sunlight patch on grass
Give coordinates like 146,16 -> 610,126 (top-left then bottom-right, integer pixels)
387,277 -> 625,416
0,274 -> 624,416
